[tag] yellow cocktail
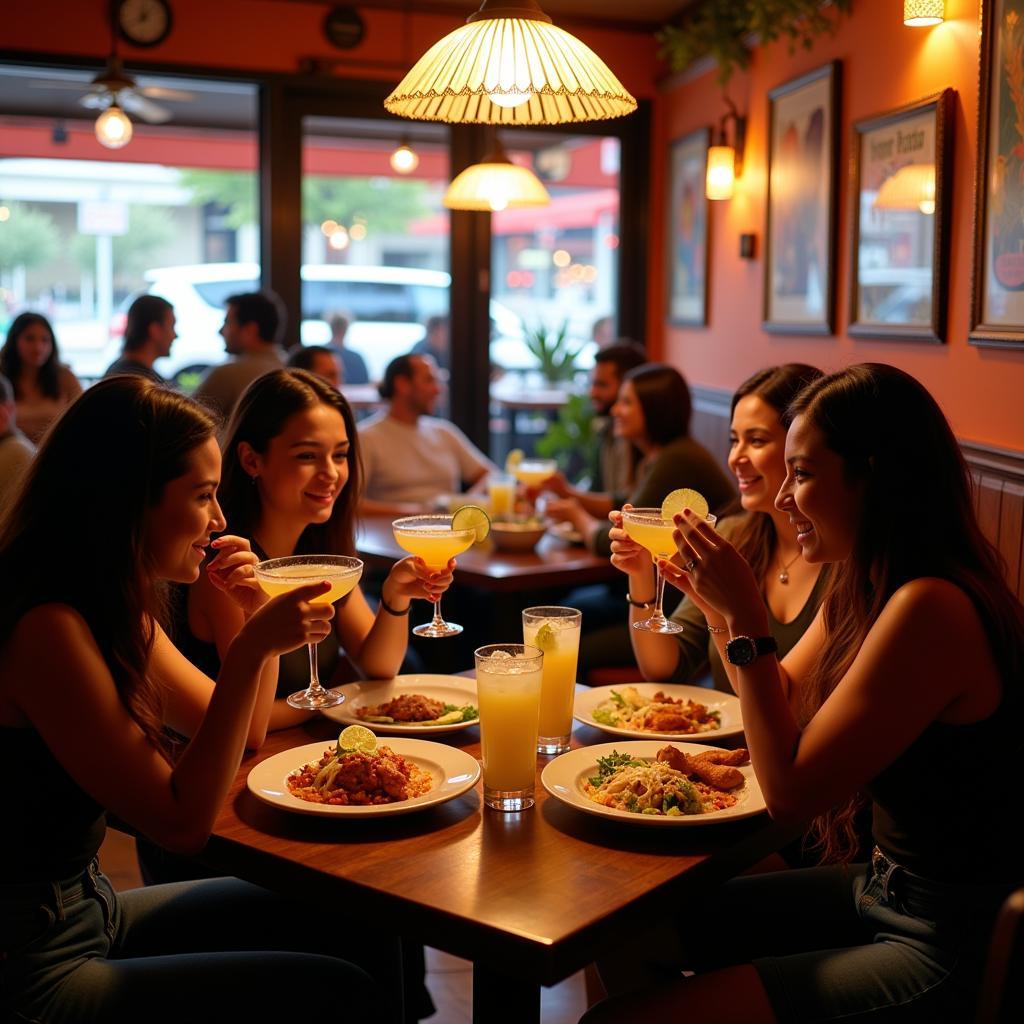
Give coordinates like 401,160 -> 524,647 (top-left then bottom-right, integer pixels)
621,507 -> 716,635
392,514 -> 476,637
253,554 -> 363,710
522,606 -> 581,755
513,458 -> 557,489
475,644 -> 543,811
488,475 -> 516,520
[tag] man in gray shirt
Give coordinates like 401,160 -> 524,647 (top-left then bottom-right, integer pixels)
193,291 -> 286,421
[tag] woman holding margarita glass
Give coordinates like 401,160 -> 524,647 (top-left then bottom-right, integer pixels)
609,364 -> 826,690
182,369 -> 451,733
584,364 -> 1024,1023
0,377 -> 396,1022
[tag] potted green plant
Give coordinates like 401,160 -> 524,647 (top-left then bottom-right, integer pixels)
523,320 -> 585,384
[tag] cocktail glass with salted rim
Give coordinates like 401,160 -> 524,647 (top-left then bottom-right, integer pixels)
392,513 -> 476,637
622,507 -> 717,634
253,554 -> 364,710
475,643 -> 543,811
512,457 -> 557,516
522,606 -> 581,755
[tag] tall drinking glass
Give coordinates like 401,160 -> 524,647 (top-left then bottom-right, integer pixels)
392,514 -> 475,637
253,554 -> 363,710
475,644 -> 543,811
622,508 -> 717,634
522,606 -> 581,755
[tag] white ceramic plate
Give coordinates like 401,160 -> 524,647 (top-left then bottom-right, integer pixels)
247,738 -> 481,818
542,741 -> 764,827
322,674 -> 479,734
574,683 -> 743,742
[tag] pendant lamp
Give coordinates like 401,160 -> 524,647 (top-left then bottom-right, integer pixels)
444,138 -> 549,211
385,0 -> 636,125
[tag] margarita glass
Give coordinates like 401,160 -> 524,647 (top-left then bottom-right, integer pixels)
622,507 -> 717,634
253,554 -> 363,710
475,644 -> 543,811
392,514 -> 475,637
522,606 -> 581,755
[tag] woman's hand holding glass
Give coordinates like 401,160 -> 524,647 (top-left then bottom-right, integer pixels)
608,507 -> 655,584
382,556 -> 455,609
667,509 -> 767,631
203,535 -> 267,618
237,579 -> 336,658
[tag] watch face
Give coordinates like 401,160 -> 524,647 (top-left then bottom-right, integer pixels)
725,637 -> 756,666
118,0 -> 172,48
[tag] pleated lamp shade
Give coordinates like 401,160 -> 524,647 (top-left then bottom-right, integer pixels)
443,142 -> 550,211
873,164 -> 936,214
385,1 -> 637,125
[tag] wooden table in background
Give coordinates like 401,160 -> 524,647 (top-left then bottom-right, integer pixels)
357,514 -> 616,593
201,717 -> 788,1023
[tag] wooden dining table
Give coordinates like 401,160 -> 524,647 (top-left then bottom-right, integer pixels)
200,713 -> 790,1023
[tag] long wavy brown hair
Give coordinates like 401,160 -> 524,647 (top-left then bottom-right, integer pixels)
790,364 -> 1024,861
0,377 -> 218,750
727,363 -> 824,583
217,369 -> 360,557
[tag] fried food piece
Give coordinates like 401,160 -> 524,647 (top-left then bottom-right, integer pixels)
656,744 -> 749,790
357,693 -> 446,722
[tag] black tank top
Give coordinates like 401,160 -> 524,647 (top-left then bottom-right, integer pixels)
868,686 -> 1022,882
1,725 -> 105,880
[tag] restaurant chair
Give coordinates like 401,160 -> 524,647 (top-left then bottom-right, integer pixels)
976,887 -> 1024,1023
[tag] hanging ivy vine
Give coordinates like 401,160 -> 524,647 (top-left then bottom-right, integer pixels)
658,0 -> 853,85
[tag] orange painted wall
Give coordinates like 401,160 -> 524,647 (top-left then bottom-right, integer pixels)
3,1 -> 658,99
651,0 -> 1024,450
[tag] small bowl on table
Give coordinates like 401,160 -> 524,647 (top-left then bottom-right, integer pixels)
490,520 -> 546,553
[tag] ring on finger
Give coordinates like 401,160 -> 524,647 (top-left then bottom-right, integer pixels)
684,558 -> 698,573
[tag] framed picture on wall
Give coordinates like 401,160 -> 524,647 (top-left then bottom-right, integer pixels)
848,90 -> 954,343
763,62 -> 840,334
971,0 -> 1024,347
667,127 -> 710,326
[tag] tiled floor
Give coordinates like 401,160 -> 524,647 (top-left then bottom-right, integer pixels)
99,830 -> 589,1023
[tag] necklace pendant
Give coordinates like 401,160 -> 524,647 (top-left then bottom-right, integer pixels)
778,570 -> 789,584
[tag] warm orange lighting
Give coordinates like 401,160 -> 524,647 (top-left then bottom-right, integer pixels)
874,164 -> 936,215
328,227 -> 350,250
349,222 -> 368,241
443,140 -> 550,211
706,145 -> 737,201
384,0 -> 636,125
321,219 -> 339,236
95,104 -> 132,149
903,0 -> 943,26
552,249 -> 571,268
389,141 -> 420,174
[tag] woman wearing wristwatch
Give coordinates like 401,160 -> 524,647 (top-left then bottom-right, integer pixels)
584,364 -> 1024,1023
609,363 -> 826,691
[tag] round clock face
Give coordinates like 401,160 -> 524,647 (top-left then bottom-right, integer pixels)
324,6 -> 365,50
117,0 -> 172,48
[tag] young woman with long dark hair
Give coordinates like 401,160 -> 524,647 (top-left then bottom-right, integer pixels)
584,363 -> 1024,1022
0,311 -> 82,443
0,376 -> 397,1022
610,364 -> 825,689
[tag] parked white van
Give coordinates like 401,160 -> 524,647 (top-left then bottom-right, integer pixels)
105,263 -> 584,383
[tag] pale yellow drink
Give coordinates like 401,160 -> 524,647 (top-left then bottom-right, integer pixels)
475,644 -> 543,811
256,563 -> 362,604
523,607 -> 581,755
488,476 -> 516,519
393,527 -> 475,568
623,519 -> 677,562
514,461 -> 556,489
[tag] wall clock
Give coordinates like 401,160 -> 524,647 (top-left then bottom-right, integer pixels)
116,0 -> 173,49
323,6 -> 365,50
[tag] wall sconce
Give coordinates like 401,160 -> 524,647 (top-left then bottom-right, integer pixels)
903,1 -> 944,26
706,99 -> 746,201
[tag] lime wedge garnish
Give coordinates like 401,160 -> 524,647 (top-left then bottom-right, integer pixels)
338,725 -> 377,754
534,622 -> 557,653
504,448 -> 524,473
661,488 -> 709,523
452,504 -> 491,542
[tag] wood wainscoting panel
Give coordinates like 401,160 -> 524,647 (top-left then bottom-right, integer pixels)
684,388 -> 1024,599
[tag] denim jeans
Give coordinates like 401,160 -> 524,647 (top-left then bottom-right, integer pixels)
1,860 -> 401,1023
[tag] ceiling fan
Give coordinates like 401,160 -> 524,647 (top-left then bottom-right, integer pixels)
73,54 -> 194,125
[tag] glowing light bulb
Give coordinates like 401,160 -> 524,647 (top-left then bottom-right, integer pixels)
95,104 -> 133,149
488,89 -> 532,109
389,143 -> 420,174
705,145 -> 736,201
328,227 -> 350,251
